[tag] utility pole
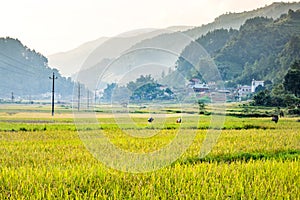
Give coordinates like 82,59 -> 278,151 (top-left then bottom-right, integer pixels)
49,72 -> 57,116
94,90 -> 97,106
78,83 -> 81,111
11,92 -> 14,103
87,90 -> 90,109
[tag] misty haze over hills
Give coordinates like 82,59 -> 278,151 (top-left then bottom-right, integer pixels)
48,26 -> 193,77
1,2 -> 300,99
49,2 -> 300,83
52,2 -> 300,90
47,37 -> 109,77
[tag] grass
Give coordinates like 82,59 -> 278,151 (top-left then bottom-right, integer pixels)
0,103 -> 299,199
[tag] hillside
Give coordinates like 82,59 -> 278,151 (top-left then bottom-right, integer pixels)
71,2 -> 300,90
175,9 -> 300,86
48,26 -> 193,78
48,37 -> 108,77
0,37 -> 74,99
131,2 -> 300,53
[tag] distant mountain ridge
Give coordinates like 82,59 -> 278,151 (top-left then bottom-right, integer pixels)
185,1 -> 300,38
48,26 -> 193,77
49,2 -> 300,90
48,37 -> 109,76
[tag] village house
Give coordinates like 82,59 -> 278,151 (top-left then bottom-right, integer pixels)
237,85 -> 252,97
251,79 -> 264,93
187,78 -> 210,93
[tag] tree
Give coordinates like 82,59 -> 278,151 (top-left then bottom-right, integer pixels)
130,82 -> 161,101
255,85 -> 265,93
126,74 -> 174,101
127,75 -> 154,92
102,83 -> 117,101
252,90 -> 272,106
283,60 -> 300,97
112,86 -> 131,103
165,88 -> 173,96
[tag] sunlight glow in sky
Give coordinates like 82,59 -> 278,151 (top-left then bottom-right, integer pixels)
0,0 -> 294,55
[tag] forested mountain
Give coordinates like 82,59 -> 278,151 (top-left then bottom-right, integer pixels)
0,37 -> 74,99
195,28 -> 239,56
69,2 -> 300,90
175,9 -> 300,86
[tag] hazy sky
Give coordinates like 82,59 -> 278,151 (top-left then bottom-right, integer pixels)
0,0 -> 295,55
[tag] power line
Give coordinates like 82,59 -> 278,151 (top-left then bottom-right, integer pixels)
0,59 -> 34,76
0,51 -> 45,73
0,51 -> 62,80
0,51 -> 32,65
0,65 -> 29,75
0,51 -> 81,101
0,51 -> 44,72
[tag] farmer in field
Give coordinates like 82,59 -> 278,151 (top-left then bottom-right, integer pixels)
272,107 -> 282,123
148,117 -> 154,123
276,107 -> 284,118
176,118 -> 182,123
280,110 -> 284,118
272,115 -> 279,123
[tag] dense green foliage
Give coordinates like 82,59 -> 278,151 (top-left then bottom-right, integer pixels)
174,28 -> 238,81
101,83 -> 117,101
185,2 -> 300,38
175,9 -> 300,85
0,37 -> 74,99
283,60 -> 300,97
195,28 -> 239,56
102,75 -> 174,102
251,61 -> 300,113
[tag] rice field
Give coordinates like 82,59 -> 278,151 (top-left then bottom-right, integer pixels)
0,104 -> 299,199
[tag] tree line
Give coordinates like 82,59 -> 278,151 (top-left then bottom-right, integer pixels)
102,75 -> 174,103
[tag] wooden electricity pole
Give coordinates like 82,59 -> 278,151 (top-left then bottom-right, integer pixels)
11,92 -> 14,103
49,72 -> 57,116
78,83 -> 81,111
87,90 -> 90,109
